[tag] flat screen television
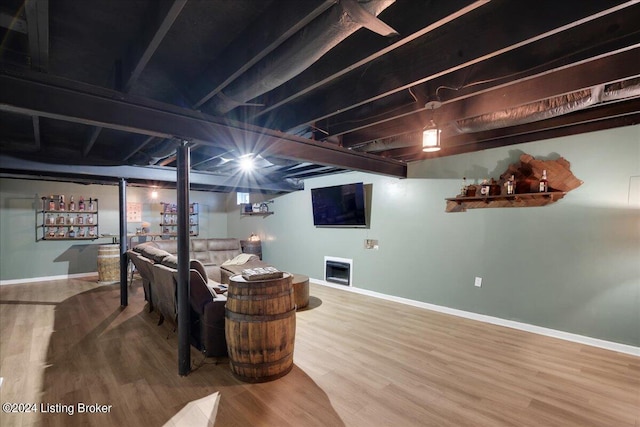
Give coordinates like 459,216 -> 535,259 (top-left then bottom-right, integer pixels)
311,182 -> 368,228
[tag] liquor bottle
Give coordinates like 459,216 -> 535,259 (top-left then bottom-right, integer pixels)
57,214 -> 65,225
480,179 -> 490,196
88,198 -> 95,212
69,196 -> 75,211
46,214 -> 54,225
66,214 -> 73,225
57,227 -> 65,238
539,170 -> 548,192
48,196 -> 56,211
506,175 -> 515,195
68,227 -> 76,238
47,227 -> 55,238
460,177 -> 467,196
59,195 -> 65,211
77,214 -> 83,225
78,227 -> 85,238
87,214 -> 94,225
89,227 -> 96,237
78,196 -> 85,211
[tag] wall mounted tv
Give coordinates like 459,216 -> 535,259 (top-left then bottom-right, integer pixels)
311,182 -> 369,228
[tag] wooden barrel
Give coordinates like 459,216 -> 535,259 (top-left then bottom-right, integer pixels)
240,239 -> 262,260
225,273 -> 295,383
97,244 -> 120,284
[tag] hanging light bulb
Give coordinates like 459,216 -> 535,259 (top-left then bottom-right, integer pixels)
422,120 -> 441,152
423,101 -> 442,152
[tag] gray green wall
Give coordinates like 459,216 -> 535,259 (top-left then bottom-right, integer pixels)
0,181 -> 229,281
227,125 -> 640,346
1,126 -> 637,346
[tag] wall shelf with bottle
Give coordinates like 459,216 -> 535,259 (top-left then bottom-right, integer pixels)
159,202 -> 199,236
38,195 -> 99,240
240,201 -> 274,217
445,154 -> 582,213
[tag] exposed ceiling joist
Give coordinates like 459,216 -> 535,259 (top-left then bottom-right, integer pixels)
273,0 -> 636,132
0,73 -> 407,178
0,12 -> 27,33
191,0 -> 337,109
123,0 -> 188,92
0,154 -> 303,193
342,46 -> 640,146
24,0 -> 48,72
251,0 -> 489,121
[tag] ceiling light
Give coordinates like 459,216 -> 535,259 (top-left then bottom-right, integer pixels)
423,101 -> 442,152
239,156 -> 255,172
422,120 -> 441,152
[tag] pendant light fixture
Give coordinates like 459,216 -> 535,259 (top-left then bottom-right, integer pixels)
423,101 -> 442,152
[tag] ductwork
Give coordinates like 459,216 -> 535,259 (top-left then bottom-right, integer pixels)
207,0 -> 397,115
454,77 -> 640,134
453,87 -> 602,134
602,77 -> 640,101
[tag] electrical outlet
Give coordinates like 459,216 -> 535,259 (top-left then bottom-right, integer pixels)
474,277 -> 482,287
364,239 -> 379,250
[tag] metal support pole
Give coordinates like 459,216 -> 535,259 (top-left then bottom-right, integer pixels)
118,178 -> 128,307
176,141 -> 191,376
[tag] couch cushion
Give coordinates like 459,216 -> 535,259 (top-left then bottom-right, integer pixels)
209,249 -> 242,266
206,238 -> 241,251
152,239 -> 178,255
191,239 -> 209,253
190,259 -> 208,282
161,255 -> 178,269
142,246 -> 172,263
192,251 -> 213,265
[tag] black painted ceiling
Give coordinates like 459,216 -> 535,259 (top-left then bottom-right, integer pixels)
1,0 -> 639,192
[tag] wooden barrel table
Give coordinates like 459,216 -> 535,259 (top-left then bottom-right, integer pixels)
225,273 -> 295,383
291,274 -> 310,309
97,244 -> 120,284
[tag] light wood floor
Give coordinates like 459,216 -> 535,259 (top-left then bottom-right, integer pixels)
1,276 -> 638,427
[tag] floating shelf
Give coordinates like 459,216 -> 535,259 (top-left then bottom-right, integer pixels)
445,192 -> 566,212
445,154 -> 582,213
240,211 -> 274,217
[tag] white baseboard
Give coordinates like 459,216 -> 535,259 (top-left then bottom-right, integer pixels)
0,272 -> 98,286
310,279 -> 640,357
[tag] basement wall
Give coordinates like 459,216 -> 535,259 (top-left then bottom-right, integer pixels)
227,124 -> 640,347
0,183 -> 228,281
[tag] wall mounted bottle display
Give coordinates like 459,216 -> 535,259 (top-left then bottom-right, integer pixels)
159,202 -> 199,236
38,195 -> 99,240
445,154 -> 583,212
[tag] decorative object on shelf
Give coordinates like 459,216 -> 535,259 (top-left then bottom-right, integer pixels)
240,201 -> 274,217
38,195 -> 99,240
445,154 -> 583,212
159,202 -> 199,236
248,233 -> 260,242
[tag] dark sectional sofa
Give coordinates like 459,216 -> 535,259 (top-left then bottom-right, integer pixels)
127,238 -> 266,357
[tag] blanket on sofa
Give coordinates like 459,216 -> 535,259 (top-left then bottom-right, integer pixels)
221,253 -> 256,266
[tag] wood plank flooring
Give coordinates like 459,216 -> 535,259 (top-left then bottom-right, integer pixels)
1,276 -> 638,426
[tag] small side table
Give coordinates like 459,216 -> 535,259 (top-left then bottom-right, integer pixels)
240,240 -> 262,260
291,274 -> 310,310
